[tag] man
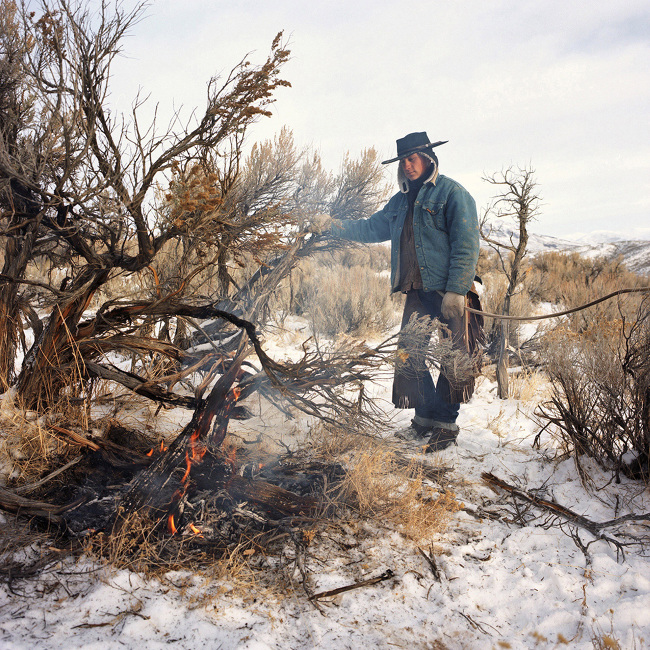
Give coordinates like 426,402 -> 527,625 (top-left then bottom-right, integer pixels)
321,132 -> 480,451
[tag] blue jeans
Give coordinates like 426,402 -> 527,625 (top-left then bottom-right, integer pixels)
413,377 -> 460,426
392,290 -> 460,426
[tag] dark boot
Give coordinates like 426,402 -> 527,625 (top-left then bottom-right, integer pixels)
395,419 -> 434,441
425,427 -> 458,453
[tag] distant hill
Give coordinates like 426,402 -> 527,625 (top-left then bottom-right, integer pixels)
575,239 -> 650,276
483,227 -> 650,276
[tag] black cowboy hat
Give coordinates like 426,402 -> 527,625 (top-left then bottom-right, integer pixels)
381,132 -> 448,165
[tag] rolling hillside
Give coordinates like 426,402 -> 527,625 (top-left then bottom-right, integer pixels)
485,227 -> 650,275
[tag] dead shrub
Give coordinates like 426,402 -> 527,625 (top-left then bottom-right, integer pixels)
293,261 -> 399,337
536,299 -> 650,482
478,250 -> 649,378
529,251 -> 648,328
337,243 -> 391,270
475,246 -> 501,278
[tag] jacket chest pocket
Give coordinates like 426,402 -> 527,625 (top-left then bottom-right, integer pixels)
387,206 -> 404,235
391,203 -> 407,221
422,201 -> 447,233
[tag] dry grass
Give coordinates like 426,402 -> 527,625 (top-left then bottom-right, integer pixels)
591,634 -> 622,650
509,367 -> 548,402
486,406 -> 510,440
308,423 -> 459,542
0,397 -> 70,484
588,609 -> 646,650
86,510 -> 169,572
338,447 -> 459,540
306,420 -> 374,458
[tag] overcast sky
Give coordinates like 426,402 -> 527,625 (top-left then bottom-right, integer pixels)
109,0 -> 650,240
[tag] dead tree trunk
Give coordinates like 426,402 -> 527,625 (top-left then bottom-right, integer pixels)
481,166 -> 539,399
495,315 -> 509,400
495,240 -> 526,399
16,267 -> 110,408
0,184 -> 42,390
0,275 -> 24,391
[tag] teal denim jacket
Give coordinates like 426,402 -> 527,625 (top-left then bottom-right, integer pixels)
332,174 -> 480,295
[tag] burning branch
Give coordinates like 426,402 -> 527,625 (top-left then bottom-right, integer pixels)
115,344 -> 250,525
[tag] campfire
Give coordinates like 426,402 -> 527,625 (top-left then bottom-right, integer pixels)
0,358 -> 353,572
0,400 -> 450,583
21,420 -> 339,567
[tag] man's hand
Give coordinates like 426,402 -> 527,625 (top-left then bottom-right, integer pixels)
441,291 -> 466,321
305,213 -> 334,235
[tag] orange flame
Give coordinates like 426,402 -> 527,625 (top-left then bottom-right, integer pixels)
188,428 -> 206,462
147,441 -> 167,458
168,514 -> 177,535
181,451 -> 192,483
189,523 -> 203,537
178,426 -> 209,489
166,383 -> 242,535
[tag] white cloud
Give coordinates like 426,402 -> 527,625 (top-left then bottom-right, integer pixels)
107,0 -> 650,239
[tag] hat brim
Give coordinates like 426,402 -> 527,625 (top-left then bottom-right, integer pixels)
381,140 -> 448,165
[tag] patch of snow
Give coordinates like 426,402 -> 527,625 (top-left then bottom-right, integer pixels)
1,334 -> 649,649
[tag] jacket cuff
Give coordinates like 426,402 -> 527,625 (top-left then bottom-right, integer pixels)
445,282 -> 470,295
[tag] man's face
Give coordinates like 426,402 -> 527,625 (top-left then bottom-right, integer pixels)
401,153 -> 430,181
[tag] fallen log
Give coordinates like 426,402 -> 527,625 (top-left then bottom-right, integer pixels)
482,472 -> 650,558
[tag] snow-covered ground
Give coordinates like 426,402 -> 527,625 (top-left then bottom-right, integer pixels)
0,331 -> 649,650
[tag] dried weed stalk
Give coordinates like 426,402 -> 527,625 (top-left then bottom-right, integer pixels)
0,399 -> 70,484
335,445 -> 459,541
